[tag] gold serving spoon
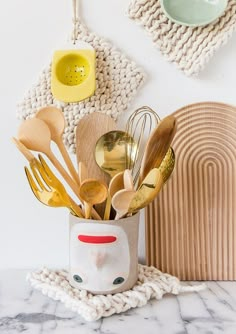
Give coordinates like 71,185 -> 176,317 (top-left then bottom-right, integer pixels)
95,130 -> 137,178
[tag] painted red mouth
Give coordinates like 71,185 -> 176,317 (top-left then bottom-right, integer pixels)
78,235 -> 117,244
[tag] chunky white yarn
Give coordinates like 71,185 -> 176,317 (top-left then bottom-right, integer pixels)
27,264 -> 206,322
128,0 -> 236,76
17,23 -> 145,153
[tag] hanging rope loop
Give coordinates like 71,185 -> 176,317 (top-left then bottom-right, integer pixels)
72,0 -> 80,44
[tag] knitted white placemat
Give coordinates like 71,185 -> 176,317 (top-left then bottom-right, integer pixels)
17,23 -> 145,153
128,0 -> 236,76
27,264 -> 206,322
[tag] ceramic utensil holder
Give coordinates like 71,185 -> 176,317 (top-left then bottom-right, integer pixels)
69,213 -> 140,294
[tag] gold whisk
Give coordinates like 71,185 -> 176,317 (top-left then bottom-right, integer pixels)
125,106 -> 160,188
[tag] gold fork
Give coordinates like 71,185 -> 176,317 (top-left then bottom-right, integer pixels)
25,154 -> 83,218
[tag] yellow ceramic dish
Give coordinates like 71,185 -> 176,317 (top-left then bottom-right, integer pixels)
51,44 -> 96,103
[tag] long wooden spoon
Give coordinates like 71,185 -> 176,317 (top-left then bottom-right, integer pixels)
139,115 -> 176,185
35,107 -> 80,186
79,179 -> 108,219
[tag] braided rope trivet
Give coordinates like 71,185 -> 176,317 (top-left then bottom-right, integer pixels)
27,264 -> 206,321
17,23 -> 145,153
128,0 -> 236,76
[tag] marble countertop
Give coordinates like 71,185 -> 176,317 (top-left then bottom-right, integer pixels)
1,270 -> 236,334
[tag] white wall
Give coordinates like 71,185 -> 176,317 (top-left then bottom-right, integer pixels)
0,0 -> 236,269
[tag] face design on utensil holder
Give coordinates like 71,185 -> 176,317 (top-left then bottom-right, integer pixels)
69,223 -> 130,293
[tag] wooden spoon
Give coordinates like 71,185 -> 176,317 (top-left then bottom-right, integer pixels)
124,169 -> 134,191
79,179 -> 108,219
139,115 -> 176,185
103,171 -> 125,220
111,189 -> 136,220
17,118 -> 83,203
35,107 -> 80,186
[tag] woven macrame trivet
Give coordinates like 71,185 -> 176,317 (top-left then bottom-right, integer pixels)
27,264 -> 206,322
128,0 -> 236,76
17,23 -> 145,153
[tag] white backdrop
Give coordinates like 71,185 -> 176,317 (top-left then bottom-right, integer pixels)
0,0 -> 236,269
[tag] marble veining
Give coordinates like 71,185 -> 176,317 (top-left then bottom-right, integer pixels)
0,270 -> 236,334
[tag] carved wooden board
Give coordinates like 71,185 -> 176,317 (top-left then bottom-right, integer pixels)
146,102 -> 236,280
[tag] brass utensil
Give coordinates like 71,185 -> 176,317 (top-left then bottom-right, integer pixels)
25,154 -> 83,217
95,130 -> 137,178
18,118 -> 83,204
35,106 -> 80,186
129,168 -> 163,214
139,115 -> 176,185
159,147 -> 175,183
12,137 -> 35,162
79,179 -> 108,219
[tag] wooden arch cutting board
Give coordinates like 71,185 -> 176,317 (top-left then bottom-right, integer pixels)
146,102 -> 236,280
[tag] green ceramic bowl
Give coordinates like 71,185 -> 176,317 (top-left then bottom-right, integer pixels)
160,0 -> 228,27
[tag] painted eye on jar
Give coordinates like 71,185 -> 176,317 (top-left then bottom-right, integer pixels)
73,274 -> 83,283
113,277 -> 125,285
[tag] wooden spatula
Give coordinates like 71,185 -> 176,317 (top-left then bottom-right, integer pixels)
76,113 -> 117,185
139,115 -> 177,185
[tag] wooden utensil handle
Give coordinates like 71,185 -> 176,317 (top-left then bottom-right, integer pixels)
69,197 -> 84,218
103,194 -> 111,220
47,151 -> 101,220
84,202 -> 92,219
57,139 -> 80,187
